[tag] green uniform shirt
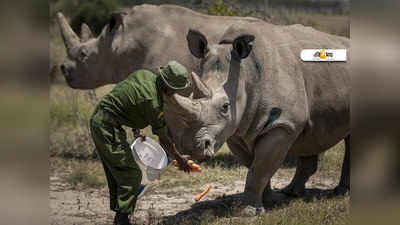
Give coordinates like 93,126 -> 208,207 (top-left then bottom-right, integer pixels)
99,69 -> 167,135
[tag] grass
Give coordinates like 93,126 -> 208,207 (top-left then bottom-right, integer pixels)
51,158 -> 106,190
50,87 -> 93,126
50,140 -> 344,191
50,84 -> 97,159
319,141 -> 345,179
152,141 -> 345,208
50,137 -> 347,225
155,141 -> 347,225
66,163 -> 106,189
197,196 -> 349,225
156,145 -> 248,191
50,143 -> 348,224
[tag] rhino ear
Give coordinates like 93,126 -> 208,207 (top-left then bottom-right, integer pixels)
80,23 -> 93,42
187,29 -> 208,58
108,12 -> 126,33
232,34 -> 255,59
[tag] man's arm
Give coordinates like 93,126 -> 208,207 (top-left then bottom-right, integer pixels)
158,131 -> 191,173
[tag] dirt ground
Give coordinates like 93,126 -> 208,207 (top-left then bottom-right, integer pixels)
49,166 -> 338,225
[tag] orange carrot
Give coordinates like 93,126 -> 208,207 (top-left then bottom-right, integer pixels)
192,165 -> 201,169
173,160 -> 202,172
191,164 -> 201,172
188,160 -> 201,171
195,185 -> 211,201
190,162 -> 201,172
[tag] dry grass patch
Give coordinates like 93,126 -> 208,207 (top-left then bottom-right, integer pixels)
66,163 -> 106,189
156,141 -> 345,192
50,84 -> 96,159
50,158 -> 106,190
156,145 -> 247,190
319,141 -> 345,179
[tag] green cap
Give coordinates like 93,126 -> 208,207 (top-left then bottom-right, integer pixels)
159,61 -> 191,90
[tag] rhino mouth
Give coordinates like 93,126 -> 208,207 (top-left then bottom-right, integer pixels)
64,74 -> 74,85
60,64 -> 78,88
63,74 -> 80,89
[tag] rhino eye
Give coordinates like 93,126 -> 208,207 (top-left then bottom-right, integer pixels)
221,102 -> 230,114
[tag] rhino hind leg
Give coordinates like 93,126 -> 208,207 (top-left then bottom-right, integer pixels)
334,135 -> 350,195
281,155 -> 319,197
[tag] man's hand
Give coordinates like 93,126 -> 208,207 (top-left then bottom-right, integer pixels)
175,155 -> 192,173
158,131 -> 191,172
133,129 -> 146,141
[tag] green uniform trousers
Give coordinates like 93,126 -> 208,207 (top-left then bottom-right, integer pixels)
90,106 -> 142,214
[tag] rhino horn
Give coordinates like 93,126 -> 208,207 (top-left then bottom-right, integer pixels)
166,93 -> 200,120
57,12 -> 80,54
192,72 -> 212,99
80,23 -> 93,42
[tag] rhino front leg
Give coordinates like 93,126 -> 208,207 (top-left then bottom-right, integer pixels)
227,138 -> 253,168
281,155 -> 319,197
334,135 -> 350,195
240,127 -> 296,216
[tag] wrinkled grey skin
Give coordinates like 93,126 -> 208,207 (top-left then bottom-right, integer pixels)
57,4 -> 260,89
163,24 -> 350,216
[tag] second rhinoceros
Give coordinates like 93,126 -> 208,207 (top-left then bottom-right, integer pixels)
57,4 -> 259,89
163,24 -> 350,216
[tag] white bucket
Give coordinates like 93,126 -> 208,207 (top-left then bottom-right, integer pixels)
130,137 -> 168,182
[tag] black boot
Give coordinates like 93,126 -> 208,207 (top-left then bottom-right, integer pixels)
113,212 -> 132,225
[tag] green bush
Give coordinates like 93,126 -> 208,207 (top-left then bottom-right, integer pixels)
52,0 -> 118,35
207,0 -> 238,16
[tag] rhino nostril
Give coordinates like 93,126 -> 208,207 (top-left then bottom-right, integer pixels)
204,139 -> 211,150
60,64 -> 66,75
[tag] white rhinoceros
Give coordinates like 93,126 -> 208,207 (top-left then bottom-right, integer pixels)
57,4 -> 260,89
163,24 -> 350,216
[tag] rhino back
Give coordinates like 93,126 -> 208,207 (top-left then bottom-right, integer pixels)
268,25 -> 350,155
112,4 -> 263,82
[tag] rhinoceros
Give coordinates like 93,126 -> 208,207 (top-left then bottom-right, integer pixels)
163,24 -> 350,216
57,4 -> 260,89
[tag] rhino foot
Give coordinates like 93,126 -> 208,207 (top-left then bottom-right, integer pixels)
232,193 -> 265,217
281,183 -> 305,197
239,205 -> 265,217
